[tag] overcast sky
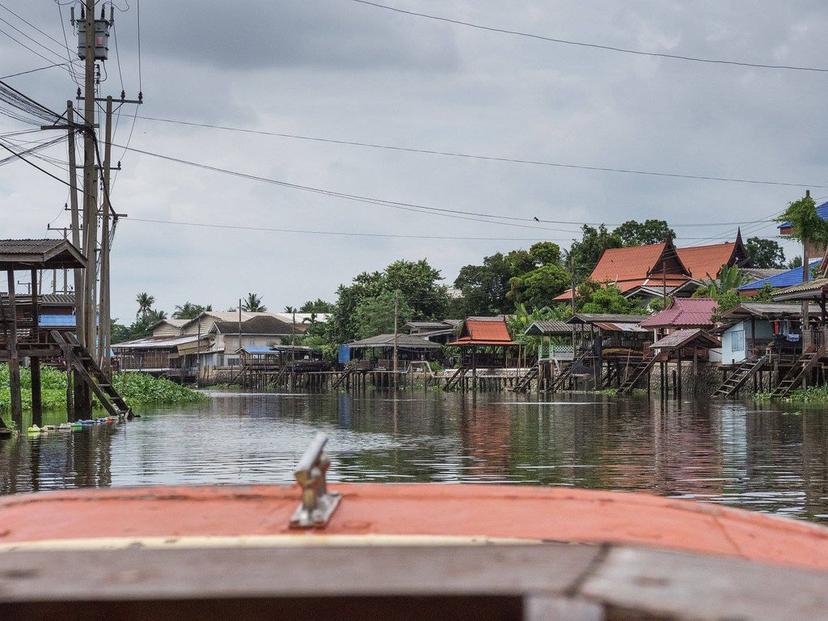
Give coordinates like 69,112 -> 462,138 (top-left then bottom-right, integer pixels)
1,0 -> 826,321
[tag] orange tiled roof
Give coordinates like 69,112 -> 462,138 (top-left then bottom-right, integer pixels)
590,243 -> 668,283
677,243 -> 737,280
448,318 -> 515,345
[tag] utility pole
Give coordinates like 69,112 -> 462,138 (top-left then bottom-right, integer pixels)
81,0 -> 98,359
98,96 -> 113,376
393,290 -> 399,389
802,190 -> 812,346
67,102 -> 82,342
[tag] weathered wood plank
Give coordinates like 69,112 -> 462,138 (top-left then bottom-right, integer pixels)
580,546 -> 828,621
0,544 -> 599,603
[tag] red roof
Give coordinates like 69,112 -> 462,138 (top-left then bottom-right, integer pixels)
591,243 -> 667,282
677,243 -> 738,280
640,297 -> 717,328
448,318 -> 515,346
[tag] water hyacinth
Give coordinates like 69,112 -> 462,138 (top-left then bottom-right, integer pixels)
0,364 -> 205,417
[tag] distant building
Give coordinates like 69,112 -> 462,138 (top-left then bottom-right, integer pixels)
555,235 -> 749,303
738,260 -> 821,297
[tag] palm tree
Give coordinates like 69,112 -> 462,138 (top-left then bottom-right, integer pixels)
693,264 -> 748,298
284,305 -> 297,313
241,292 -> 266,312
135,292 -> 155,319
173,302 -> 212,320
775,193 -> 828,330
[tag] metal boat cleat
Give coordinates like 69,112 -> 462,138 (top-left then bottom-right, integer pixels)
289,432 -> 341,528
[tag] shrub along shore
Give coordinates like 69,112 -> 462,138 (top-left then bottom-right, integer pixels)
0,364 -> 205,421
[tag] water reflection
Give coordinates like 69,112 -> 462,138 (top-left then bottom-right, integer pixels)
1,392 -> 827,522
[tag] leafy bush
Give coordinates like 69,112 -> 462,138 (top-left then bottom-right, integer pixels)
0,364 -> 205,413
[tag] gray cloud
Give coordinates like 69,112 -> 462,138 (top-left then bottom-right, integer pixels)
0,1 -> 825,320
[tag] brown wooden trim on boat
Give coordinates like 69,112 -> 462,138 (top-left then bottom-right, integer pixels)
0,543 -> 825,620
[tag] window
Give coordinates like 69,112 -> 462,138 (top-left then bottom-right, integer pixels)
731,330 -> 745,352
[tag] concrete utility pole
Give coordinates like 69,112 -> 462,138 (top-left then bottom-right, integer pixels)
81,0 -> 98,357
67,102 -> 82,343
98,96 -> 113,376
393,290 -> 399,389
802,190 -> 811,344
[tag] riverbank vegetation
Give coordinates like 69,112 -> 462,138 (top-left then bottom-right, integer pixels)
756,386 -> 828,404
0,365 -> 204,419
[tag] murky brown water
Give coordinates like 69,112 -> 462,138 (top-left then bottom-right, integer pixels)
1,392 -> 827,522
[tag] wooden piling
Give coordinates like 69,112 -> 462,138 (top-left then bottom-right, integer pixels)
30,269 -> 41,427
6,270 -> 22,427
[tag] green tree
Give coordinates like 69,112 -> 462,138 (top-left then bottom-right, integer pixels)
567,225 -> 623,280
775,194 -> 828,250
241,292 -> 266,312
528,241 -> 562,266
507,263 -> 570,310
692,264 -> 749,298
577,281 -> 643,314
351,290 -> 414,339
454,252 -> 515,316
300,298 -> 334,313
745,237 -> 786,268
172,302 -> 212,320
788,256 -> 803,270
614,219 -> 675,246
135,292 -> 155,319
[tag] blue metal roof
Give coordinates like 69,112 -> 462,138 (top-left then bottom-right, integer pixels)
739,260 -> 820,291
778,200 -> 828,229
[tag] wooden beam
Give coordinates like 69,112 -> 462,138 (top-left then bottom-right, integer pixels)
6,270 -> 21,427
30,269 -> 41,427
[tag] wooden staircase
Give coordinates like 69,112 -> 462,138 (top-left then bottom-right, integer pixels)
443,366 -> 470,391
332,367 -> 355,389
512,366 -> 539,393
617,353 -> 658,395
51,331 -> 131,418
712,356 -> 767,398
769,348 -> 823,399
549,351 -> 592,393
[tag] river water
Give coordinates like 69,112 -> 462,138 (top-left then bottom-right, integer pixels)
1,391 -> 827,522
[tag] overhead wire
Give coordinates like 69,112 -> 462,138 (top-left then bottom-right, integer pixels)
112,141 -> 784,232
0,62 -> 68,80
350,0 -> 828,74
135,115 -> 828,192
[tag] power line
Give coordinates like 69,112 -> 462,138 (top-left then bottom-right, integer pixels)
113,141 -> 786,231
125,217 -> 556,242
136,115 -> 828,191
0,140 -> 74,188
351,0 -> 828,74
0,61 -> 68,80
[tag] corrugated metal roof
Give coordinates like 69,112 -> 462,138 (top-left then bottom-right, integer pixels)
720,302 -> 819,320
772,277 -> 828,301
651,329 -> 720,350
568,313 -> 648,325
739,260 -> 820,291
112,335 -> 200,349
213,315 -> 303,335
348,334 -> 442,349
524,320 -> 572,336
640,298 -> 717,329
0,239 -> 85,269
593,322 -> 648,333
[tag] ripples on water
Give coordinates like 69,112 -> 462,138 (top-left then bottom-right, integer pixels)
1,392 -> 827,522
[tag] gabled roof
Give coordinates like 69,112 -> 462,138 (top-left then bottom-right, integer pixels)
213,315 -> 303,335
0,239 -> 85,269
772,278 -> 828,302
676,241 -> 745,280
740,260 -> 820,291
524,320 -> 572,336
650,329 -> 720,351
640,298 -> 717,329
448,317 -> 516,346
590,240 -> 690,284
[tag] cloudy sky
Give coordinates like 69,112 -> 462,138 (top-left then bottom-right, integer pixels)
1,0 -> 827,321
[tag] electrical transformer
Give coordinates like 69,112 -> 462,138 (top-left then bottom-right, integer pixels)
77,18 -> 110,61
